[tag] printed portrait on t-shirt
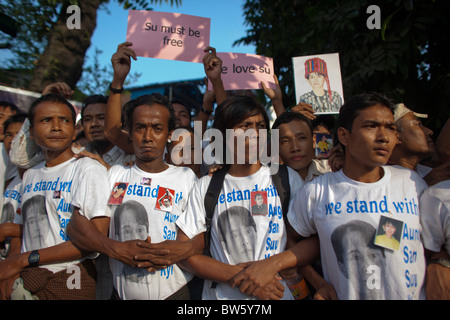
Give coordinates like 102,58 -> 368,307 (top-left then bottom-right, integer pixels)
217,206 -> 257,264
22,195 -> 50,251
374,216 -> 403,251
155,187 -> 174,213
108,182 -> 129,205
250,191 -> 268,215
113,200 -> 149,283
331,220 -> 386,300
1,203 -> 15,223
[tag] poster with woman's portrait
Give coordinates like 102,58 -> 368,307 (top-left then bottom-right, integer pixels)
293,53 -> 344,114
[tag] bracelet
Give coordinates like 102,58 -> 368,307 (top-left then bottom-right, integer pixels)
200,106 -> 213,115
109,83 -> 124,94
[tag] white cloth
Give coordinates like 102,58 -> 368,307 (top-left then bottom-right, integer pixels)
419,179 -> 450,256
304,159 -> 331,183
2,174 -> 22,223
288,165 -> 428,300
177,165 -> 304,300
15,157 -> 110,273
416,163 -> 432,178
108,164 -> 197,300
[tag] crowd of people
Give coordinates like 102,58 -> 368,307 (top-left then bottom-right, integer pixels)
0,42 -> 449,300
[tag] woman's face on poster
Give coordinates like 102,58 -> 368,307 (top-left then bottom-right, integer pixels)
307,72 -> 325,90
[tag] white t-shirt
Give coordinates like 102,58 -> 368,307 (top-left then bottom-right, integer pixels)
2,175 -> 22,223
419,179 -> 450,256
108,164 -> 197,300
288,165 -> 428,300
177,165 -> 304,300
15,157 -> 110,273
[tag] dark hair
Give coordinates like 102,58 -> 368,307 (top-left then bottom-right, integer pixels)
0,101 -> 20,114
337,93 -> 394,132
28,94 -> 77,126
171,99 -> 192,122
3,113 -> 27,133
312,114 -> 335,133
81,94 -> 108,123
213,96 -> 270,134
272,111 -> 313,135
123,93 -> 175,132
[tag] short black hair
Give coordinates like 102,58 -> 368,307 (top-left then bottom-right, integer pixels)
3,113 -> 27,133
28,94 -> 77,126
272,111 -> 313,135
0,101 -> 20,114
81,94 -> 108,123
337,92 -> 394,132
123,93 -> 175,132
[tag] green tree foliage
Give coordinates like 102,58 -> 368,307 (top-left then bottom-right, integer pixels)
0,0 -> 180,95
236,0 -> 450,132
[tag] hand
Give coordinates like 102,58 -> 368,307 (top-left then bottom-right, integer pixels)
230,259 -> 280,296
73,149 -> 111,170
327,144 -> 344,172
0,253 -> 26,282
110,237 -> 168,269
253,277 -> 285,300
425,262 -> 450,300
42,82 -> 74,99
261,74 -> 283,107
313,281 -> 338,300
207,163 -> 223,176
203,46 -> 222,82
0,277 -> 18,300
134,239 -> 194,271
111,42 -> 137,87
291,102 -> 316,120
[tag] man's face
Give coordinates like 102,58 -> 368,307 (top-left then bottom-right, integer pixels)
255,194 -> 263,206
0,106 -> 17,141
339,105 -> 397,170
231,113 -> 267,164
397,112 -> 434,157
82,103 -> 107,143
278,119 -> 314,173
172,103 -> 190,128
131,104 -> 170,164
3,121 -> 23,154
30,102 -> 75,153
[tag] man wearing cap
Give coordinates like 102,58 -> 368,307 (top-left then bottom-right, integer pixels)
389,103 -> 450,185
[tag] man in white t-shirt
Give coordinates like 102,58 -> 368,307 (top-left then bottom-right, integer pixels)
175,94 -> 316,300
67,42 -> 202,300
0,94 -> 111,300
230,93 -> 428,300
419,179 -> 450,299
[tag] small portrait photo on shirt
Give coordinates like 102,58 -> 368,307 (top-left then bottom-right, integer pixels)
155,186 -> 175,213
293,52 -> 344,114
108,182 -> 129,205
140,177 -> 152,186
52,190 -> 61,199
250,191 -> 268,216
314,132 -> 334,159
374,215 -> 404,251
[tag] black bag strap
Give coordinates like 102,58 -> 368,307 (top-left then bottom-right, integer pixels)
203,166 -> 228,255
271,164 -> 290,223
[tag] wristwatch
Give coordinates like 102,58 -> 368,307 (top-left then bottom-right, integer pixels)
28,250 -> 40,268
200,106 -> 213,115
430,257 -> 450,268
108,83 -> 124,94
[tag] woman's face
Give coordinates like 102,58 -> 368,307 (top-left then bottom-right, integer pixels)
308,72 -> 325,90
118,208 -> 148,241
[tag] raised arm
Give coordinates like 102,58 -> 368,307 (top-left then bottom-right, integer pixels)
203,46 -> 227,105
105,42 -> 137,154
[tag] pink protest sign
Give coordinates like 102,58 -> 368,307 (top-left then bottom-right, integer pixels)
212,52 -> 275,90
126,10 -> 210,63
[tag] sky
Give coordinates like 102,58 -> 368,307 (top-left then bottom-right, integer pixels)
87,0 -> 256,88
